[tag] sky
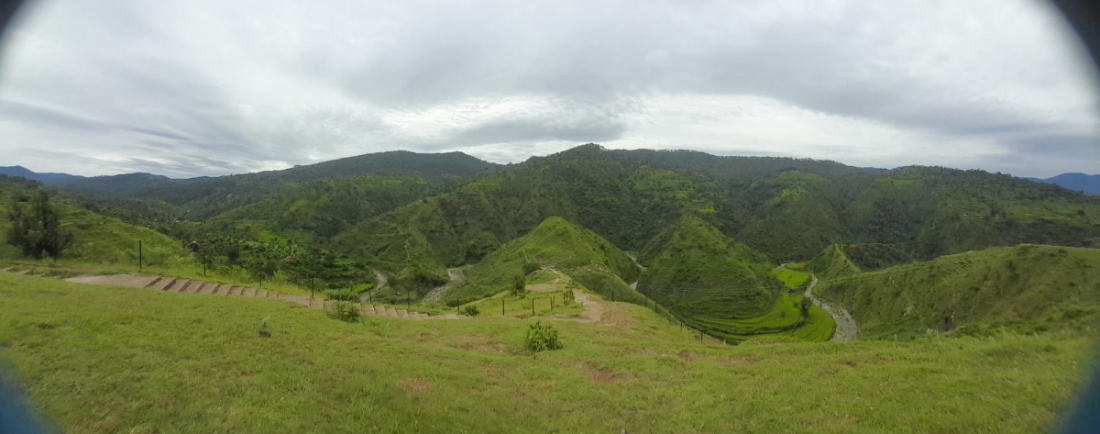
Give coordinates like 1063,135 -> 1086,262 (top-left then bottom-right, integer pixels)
0,0 -> 1097,179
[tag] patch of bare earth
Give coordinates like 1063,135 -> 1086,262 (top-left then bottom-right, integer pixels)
573,363 -> 626,385
676,351 -> 697,361
397,378 -> 430,393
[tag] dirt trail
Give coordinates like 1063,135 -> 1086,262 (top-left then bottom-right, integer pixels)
9,270 -> 464,321
422,267 -> 466,303
801,273 -> 857,342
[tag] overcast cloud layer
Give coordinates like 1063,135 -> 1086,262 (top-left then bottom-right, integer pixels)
0,0 -> 1097,178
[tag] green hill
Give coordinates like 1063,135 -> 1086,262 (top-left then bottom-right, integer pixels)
443,216 -> 641,305
330,145 -> 1100,295
839,243 -> 912,270
50,151 -> 497,221
842,167 -> 1100,259
816,244 -> 1100,339
0,176 -> 187,265
805,243 -> 912,279
733,170 -> 852,260
330,147 -> 736,289
636,215 -> 812,340
201,175 -> 437,244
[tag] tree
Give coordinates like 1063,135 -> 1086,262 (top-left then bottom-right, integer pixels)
241,244 -> 280,289
7,191 -> 74,263
513,274 -> 526,295
800,297 -> 813,319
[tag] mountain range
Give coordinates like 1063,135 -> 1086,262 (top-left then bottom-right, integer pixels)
4,158 -> 1097,195
1023,173 -> 1100,195
2,144 -> 1099,340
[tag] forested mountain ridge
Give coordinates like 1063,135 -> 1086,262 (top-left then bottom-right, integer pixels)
328,145 -> 1099,294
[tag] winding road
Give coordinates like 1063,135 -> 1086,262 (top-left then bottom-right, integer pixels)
801,274 -> 857,342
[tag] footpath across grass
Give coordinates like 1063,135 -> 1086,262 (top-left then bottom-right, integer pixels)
0,272 -> 1094,433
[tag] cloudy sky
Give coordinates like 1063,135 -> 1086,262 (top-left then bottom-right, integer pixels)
0,0 -> 1097,178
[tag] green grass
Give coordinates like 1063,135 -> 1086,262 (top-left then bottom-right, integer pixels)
0,272 -> 1092,433
817,244 -> 1100,340
637,214 -> 783,329
806,244 -> 861,279
772,268 -> 810,289
446,217 -> 640,305
689,293 -> 836,343
466,291 -> 585,319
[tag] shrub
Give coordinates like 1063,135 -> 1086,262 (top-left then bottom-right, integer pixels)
325,289 -> 360,301
461,305 -> 480,316
522,262 -> 540,276
525,321 -> 562,352
330,301 -> 361,322
563,289 -> 575,304
512,275 -> 526,295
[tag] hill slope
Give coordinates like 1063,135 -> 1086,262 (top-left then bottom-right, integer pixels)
443,216 -> 641,305
0,176 -> 186,264
637,215 -> 795,337
0,271 -> 1090,433
816,244 -> 1100,339
331,145 -> 1100,290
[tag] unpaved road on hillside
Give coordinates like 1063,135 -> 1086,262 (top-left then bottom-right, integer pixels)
802,274 -> 857,342
422,267 -> 466,303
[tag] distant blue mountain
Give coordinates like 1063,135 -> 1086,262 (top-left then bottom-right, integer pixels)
0,165 -> 77,181
1024,173 -> 1100,195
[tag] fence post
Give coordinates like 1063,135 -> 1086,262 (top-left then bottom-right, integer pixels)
531,297 -> 535,316
138,241 -> 142,271
502,297 -> 505,316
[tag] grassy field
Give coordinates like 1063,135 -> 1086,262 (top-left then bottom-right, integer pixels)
2,272 -> 1093,433
772,268 -> 810,289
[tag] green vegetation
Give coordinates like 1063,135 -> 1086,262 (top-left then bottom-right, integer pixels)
445,217 -> 640,305
465,291 -> 585,320
835,243 -> 912,270
200,175 -> 437,244
7,190 -> 74,262
772,268 -> 810,289
0,176 -> 188,265
688,292 -> 836,342
806,244 -> 861,279
524,321 -> 563,352
817,244 -> 1100,340
636,215 -> 805,339
0,273 -> 1090,433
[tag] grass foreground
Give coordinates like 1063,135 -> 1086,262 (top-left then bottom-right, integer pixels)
0,272 -> 1095,433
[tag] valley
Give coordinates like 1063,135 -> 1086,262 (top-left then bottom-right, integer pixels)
1,144 -> 1098,432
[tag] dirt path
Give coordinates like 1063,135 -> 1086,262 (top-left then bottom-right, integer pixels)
0,269 -> 461,321
801,274 -> 857,342
422,267 -> 466,303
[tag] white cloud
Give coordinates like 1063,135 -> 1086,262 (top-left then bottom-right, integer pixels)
0,0 -> 1095,178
